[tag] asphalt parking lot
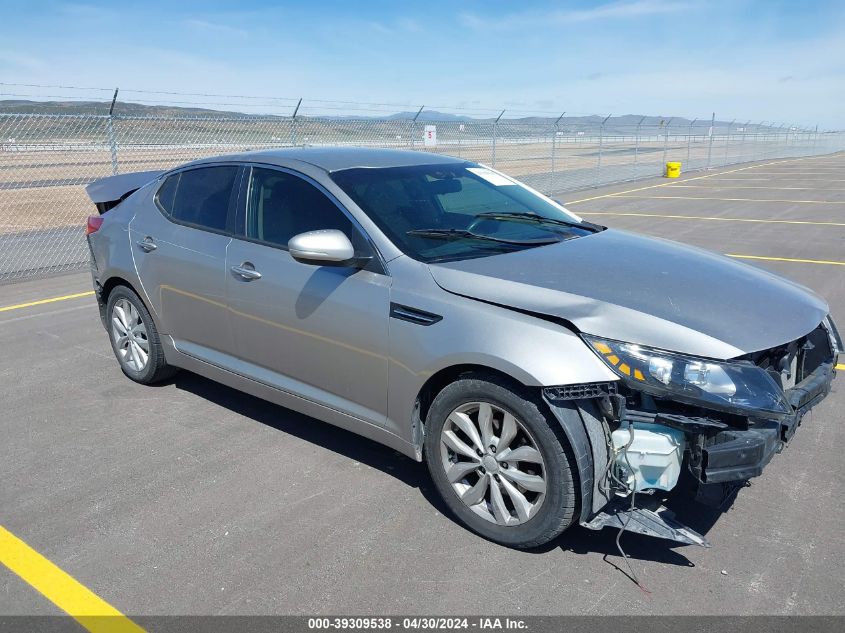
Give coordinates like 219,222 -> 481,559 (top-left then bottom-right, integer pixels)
2,153 -> 845,619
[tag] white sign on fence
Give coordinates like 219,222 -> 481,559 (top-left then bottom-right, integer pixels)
424,125 -> 437,147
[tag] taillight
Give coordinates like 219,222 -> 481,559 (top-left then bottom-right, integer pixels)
86,215 -> 104,235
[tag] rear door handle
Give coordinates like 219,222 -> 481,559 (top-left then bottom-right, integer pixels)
136,237 -> 157,252
231,263 -> 262,280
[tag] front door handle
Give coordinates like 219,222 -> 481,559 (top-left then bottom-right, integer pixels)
136,236 -> 157,252
231,263 -> 262,280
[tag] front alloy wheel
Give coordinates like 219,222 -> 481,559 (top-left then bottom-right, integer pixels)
424,374 -> 578,549
439,401 -> 547,526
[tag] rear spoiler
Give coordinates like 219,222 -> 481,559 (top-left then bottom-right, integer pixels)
85,170 -> 164,214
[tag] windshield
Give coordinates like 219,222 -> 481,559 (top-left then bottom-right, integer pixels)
330,163 -> 598,262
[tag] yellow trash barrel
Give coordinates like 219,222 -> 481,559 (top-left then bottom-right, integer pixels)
665,161 -> 681,178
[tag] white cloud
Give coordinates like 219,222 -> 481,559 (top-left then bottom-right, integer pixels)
184,19 -> 249,38
368,17 -> 424,34
460,0 -> 694,30
0,51 -> 47,72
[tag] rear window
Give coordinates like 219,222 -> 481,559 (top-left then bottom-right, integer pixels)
155,166 -> 238,233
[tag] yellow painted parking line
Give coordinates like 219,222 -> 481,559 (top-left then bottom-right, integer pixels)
0,526 -> 145,633
726,254 -> 845,266
705,178 -> 845,182
565,155 -> 833,206
611,195 -> 845,205
667,184 -> 845,191
579,212 -> 845,227
746,168 -> 845,171
0,290 -> 94,313
837,363 -> 845,371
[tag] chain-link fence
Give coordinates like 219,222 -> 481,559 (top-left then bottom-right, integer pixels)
1,110 -> 844,281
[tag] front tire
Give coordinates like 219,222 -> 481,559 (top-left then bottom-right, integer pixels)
424,374 -> 578,549
105,285 -> 176,384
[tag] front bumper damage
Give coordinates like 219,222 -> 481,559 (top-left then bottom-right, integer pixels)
542,323 -> 838,548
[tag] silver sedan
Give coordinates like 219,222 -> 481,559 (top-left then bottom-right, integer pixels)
85,148 -> 839,548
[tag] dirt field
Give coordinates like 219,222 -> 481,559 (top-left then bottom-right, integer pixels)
0,137 -> 781,234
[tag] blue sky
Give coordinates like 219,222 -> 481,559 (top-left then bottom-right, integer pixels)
1,0 -> 844,127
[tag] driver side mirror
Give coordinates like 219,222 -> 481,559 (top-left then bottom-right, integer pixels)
288,229 -> 368,267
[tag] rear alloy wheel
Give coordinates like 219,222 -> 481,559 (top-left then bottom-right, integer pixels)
424,375 -> 578,549
106,286 -> 176,384
111,298 -> 149,372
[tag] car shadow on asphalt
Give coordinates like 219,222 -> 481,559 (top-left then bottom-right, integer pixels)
172,370 -> 739,570
171,371 -> 452,515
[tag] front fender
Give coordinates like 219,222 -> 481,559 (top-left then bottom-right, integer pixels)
385,256 -> 617,448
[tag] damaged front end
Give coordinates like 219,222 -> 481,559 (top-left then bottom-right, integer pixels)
542,317 -> 841,547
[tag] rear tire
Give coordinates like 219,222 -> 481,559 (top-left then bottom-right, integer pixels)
424,373 -> 578,549
105,285 -> 176,384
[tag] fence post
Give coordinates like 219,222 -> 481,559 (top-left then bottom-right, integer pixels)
410,105 -> 424,149
723,119 -> 735,166
597,114 -> 610,183
662,117 -> 673,169
290,98 -> 302,146
739,120 -> 750,161
551,112 -> 564,180
813,124 -> 819,155
107,87 -> 119,175
491,110 -> 505,167
634,116 -> 645,168
706,112 -> 715,169
686,118 -> 696,165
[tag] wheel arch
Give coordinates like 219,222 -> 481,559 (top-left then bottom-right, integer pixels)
97,275 -> 156,329
415,364 -> 532,432
415,363 -> 601,525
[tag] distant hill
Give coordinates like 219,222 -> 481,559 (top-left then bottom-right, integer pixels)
386,110 -> 476,122
0,100 -> 741,130
0,99 -> 259,117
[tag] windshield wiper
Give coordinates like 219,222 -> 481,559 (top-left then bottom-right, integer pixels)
406,228 -> 561,245
473,211 -> 602,232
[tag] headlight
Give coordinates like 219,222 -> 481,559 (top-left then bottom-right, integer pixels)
584,335 -> 791,416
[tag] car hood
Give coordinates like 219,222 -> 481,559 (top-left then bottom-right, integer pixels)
427,229 -> 829,359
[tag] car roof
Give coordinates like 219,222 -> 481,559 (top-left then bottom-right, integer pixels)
185,146 -> 467,173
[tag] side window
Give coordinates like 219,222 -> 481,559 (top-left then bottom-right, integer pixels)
246,167 -> 356,248
159,165 -> 238,232
155,173 -> 179,214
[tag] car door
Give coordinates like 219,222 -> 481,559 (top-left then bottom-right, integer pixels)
130,164 -> 241,363
225,165 -> 390,425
